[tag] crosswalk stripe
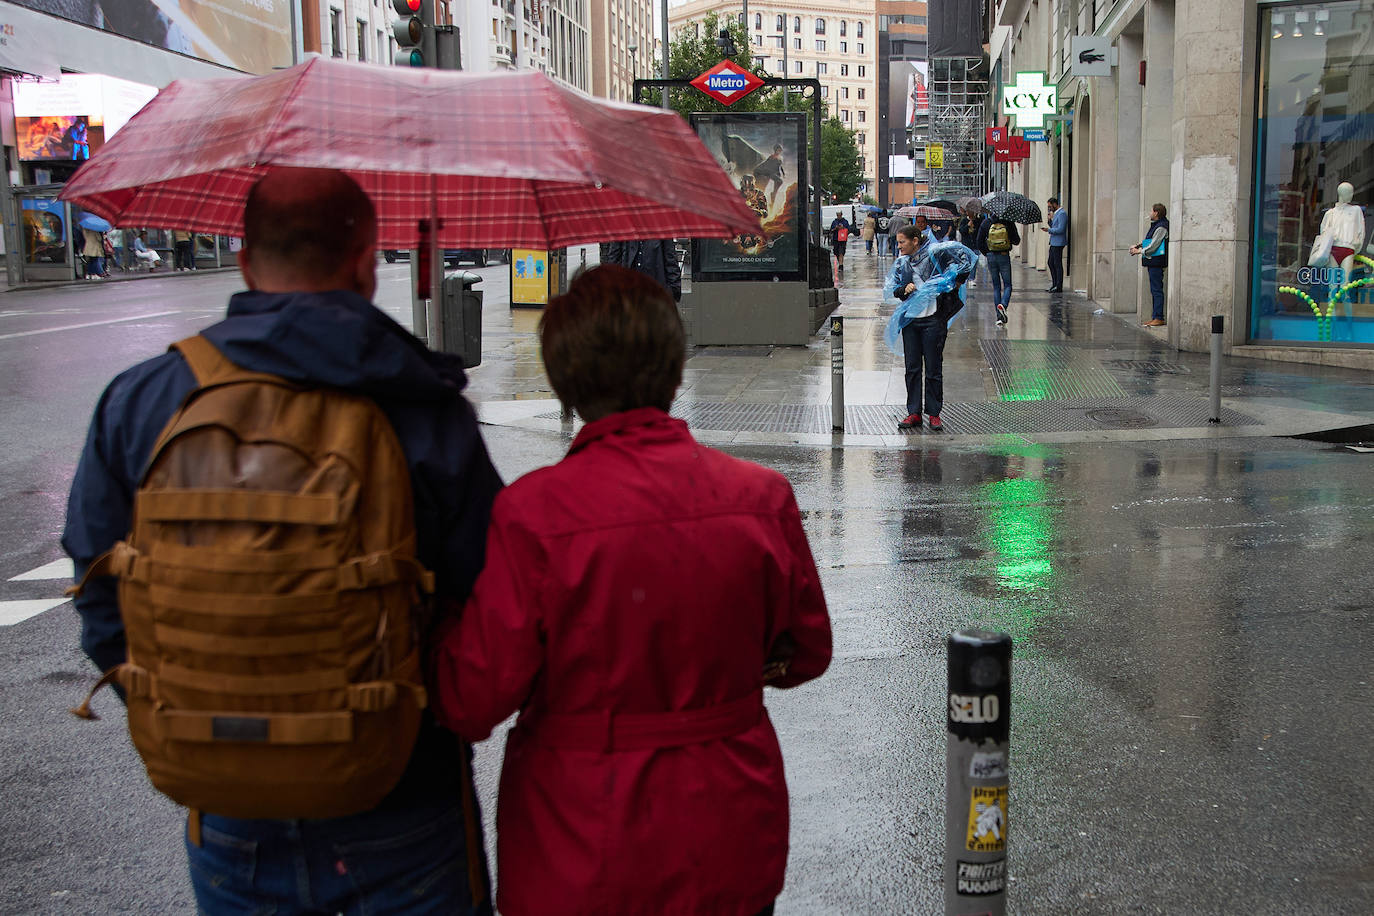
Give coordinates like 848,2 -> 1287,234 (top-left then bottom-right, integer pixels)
0,598 -> 68,627
9,558 -> 74,582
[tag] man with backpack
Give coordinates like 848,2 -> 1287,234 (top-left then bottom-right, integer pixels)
977,212 -> 1021,327
829,212 -> 852,274
62,168 -> 501,915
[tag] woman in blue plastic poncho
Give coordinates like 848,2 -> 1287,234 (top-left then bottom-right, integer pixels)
884,227 -> 977,432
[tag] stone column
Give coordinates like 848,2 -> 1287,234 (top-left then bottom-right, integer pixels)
1140,0 -> 1176,321
1113,27 -> 1144,315
1090,76 -> 1117,306
1170,0 -> 1249,351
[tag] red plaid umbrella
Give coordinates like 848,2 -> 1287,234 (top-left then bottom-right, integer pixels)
58,58 -> 761,249
895,205 -> 956,220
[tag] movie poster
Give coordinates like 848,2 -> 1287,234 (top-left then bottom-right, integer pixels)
21,197 -> 69,265
690,112 -> 806,282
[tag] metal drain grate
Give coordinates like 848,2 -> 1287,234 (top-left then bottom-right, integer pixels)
1103,359 -> 1191,374
981,340 -> 1126,400
533,397 -> 1260,436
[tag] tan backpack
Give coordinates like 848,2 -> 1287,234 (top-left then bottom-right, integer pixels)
69,335 -> 434,820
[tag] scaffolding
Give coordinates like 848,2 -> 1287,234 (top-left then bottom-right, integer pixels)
922,57 -> 989,199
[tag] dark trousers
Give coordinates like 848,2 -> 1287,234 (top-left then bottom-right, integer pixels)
1048,244 -> 1064,290
175,240 -> 194,270
1147,265 -> 1166,319
901,315 -> 947,418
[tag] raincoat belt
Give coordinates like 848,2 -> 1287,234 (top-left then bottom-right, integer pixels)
520,694 -> 763,753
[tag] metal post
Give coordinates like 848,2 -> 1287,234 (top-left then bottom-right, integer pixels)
946,630 -> 1011,915
830,316 -> 844,430
409,249 -> 426,344
1208,315 -> 1224,424
660,0 -> 670,110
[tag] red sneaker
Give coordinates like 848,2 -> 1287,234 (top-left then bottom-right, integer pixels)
927,415 -> 943,430
898,414 -> 921,429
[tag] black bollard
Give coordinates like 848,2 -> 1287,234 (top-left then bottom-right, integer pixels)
1208,315 -> 1224,424
830,316 -> 844,431
946,630 -> 1012,915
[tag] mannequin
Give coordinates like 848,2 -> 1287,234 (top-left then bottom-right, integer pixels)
1319,181 -> 1366,278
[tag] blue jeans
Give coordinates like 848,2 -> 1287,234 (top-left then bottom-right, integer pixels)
986,252 -> 1013,307
901,315 -> 947,417
1147,265 -> 1166,320
187,801 -> 491,916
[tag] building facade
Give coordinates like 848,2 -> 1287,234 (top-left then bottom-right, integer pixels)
992,0 -> 1373,369
670,0 -> 879,200
590,0 -> 656,101
457,0 -> 591,90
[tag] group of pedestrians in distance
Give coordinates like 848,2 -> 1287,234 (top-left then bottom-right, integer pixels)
63,168 -> 830,916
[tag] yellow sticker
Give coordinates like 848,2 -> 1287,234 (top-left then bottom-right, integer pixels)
966,785 -> 1008,853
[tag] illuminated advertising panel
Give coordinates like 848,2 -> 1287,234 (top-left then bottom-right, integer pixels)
13,74 -> 158,162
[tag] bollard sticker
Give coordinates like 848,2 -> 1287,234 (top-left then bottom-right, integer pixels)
956,859 -> 1006,896
969,751 -> 1007,780
965,786 -> 1008,852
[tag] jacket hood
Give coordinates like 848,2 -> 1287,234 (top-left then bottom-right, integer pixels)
202,289 -> 468,402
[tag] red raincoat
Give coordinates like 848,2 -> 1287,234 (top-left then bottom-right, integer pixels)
433,408 -> 831,915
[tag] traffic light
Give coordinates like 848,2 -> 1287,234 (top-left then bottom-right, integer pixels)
392,0 -> 432,67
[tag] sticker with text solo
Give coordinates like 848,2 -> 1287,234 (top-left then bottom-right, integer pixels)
966,785 -> 1008,853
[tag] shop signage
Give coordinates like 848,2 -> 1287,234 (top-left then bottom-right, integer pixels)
690,61 -> 765,106
985,126 -> 1007,146
926,143 -> 944,168
1070,37 -> 1114,78
1001,71 -> 1057,129
993,136 -> 1031,162
1020,129 -> 1047,142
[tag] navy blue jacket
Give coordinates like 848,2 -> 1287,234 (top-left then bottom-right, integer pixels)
607,239 -> 682,301
62,288 -> 503,807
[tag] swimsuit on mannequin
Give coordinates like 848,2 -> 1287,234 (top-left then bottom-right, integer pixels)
1319,181 -> 1366,274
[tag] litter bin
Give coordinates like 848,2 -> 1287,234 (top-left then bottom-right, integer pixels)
440,270 -> 483,368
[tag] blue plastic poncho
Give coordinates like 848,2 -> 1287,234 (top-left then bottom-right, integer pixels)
883,240 -> 979,355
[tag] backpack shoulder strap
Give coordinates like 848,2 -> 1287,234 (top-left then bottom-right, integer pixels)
171,335 -> 282,388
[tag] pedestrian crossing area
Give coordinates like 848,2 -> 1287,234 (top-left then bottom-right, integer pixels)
1,558 -> 74,626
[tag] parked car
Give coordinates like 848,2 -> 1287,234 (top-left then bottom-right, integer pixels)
381,249 -> 509,266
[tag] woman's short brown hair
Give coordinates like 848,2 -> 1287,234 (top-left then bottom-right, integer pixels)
539,264 -> 685,421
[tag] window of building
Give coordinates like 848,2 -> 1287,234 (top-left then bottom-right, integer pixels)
356,20 -> 366,60
775,59 -> 785,73
821,85 -> 829,98
794,60 -> 803,73
857,88 -> 865,99
817,62 -> 827,75
840,20 -> 847,37
840,64 -> 849,76
840,41 -> 847,53
857,110 -> 865,123
754,12 -> 761,29
793,16 -> 800,33
1251,1 -> 1374,346
841,86 -> 849,99
816,18 -> 825,34
857,132 -> 865,145
858,65 -> 866,77
816,39 -> 826,52
841,109 -> 850,122
330,8 -> 343,57
774,35 -> 785,49
793,37 -> 801,50
857,42 -> 864,55
775,14 -> 783,31
856,21 -> 864,38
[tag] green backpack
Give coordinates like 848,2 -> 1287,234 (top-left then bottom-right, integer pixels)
987,222 -> 1012,252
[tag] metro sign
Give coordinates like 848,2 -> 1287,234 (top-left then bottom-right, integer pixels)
691,61 -> 764,106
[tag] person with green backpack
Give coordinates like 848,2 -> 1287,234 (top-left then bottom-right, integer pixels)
977,212 -> 1021,327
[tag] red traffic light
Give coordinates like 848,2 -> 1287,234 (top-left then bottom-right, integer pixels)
392,0 -> 422,12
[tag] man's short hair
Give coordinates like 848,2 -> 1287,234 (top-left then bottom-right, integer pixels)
243,168 -> 376,281
540,264 -> 685,420
896,224 -> 921,241
1152,203 -> 1168,218
1048,196 -> 1059,205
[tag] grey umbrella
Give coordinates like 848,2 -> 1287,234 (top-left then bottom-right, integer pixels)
980,191 -> 1042,223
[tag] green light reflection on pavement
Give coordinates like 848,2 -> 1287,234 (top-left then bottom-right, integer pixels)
999,369 -> 1054,402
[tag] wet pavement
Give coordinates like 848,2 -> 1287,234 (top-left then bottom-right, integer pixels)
459,246 -> 1374,447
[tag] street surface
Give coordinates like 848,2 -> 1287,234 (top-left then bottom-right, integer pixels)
1,261 -> 1371,914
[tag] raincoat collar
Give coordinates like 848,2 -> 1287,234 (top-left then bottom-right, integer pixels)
568,407 -> 686,455
202,289 -> 468,402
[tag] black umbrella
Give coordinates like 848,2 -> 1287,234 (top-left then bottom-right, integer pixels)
980,191 -> 1043,223
920,198 -> 961,215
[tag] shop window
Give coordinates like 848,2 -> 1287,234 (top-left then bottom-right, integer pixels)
1251,1 -> 1374,345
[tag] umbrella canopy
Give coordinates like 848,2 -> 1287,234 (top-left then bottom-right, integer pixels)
59,58 -> 761,249
955,196 -> 982,213
865,205 -> 885,215
895,205 -> 956,220
919,198 -> 960,214
980,191 -> 1043,223
77,214 -> 112,232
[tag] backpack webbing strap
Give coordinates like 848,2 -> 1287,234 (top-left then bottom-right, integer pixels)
171,335 -> 283,388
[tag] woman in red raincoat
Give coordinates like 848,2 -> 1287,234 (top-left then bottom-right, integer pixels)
432,264 -> 831,916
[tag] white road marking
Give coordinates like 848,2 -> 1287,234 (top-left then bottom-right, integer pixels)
0,598 -> 68,627
0,311 -> 181,342
9,559 -> 75,581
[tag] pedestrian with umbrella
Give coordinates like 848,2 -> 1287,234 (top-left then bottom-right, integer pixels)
978,191 -> 1041,327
